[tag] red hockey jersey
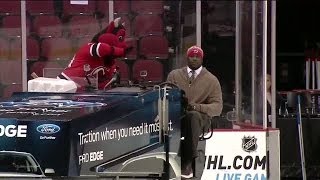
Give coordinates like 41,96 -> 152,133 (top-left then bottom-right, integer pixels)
59,41 -> 125,90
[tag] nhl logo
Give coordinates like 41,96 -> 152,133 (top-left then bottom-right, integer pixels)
242,136 -> 257,152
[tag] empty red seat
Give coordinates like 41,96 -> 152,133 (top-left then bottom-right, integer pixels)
139,35 -> 169,60
96,0 -> 109,18
26,0 -> 55,15
114,59 -> 129,83
63,0 -> 96,16
43,67 -> 65,78
131,1 -> 164,14
41,37 -> 74,61
114,1 -> 130,15
0,38 -> 10,60
68,15 -> 100,37
0,1 -> 20,15
33,15 -> 63,37
29,61 -> 64,78
123,37 -> 137,60
6,37 -> 38,61
0,60 -> 22,84
2,15 -> 31,37
2,83 -> 23,99
27,37 -> 40,60
8,37 -> 22,61
133,14 -> 163,37
74,36 -> 93,50
132,59 -> 163,83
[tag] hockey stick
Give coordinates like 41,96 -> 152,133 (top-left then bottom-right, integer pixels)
296,94 -> 307,180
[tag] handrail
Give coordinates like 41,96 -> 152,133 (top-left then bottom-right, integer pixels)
199,116 -> 219,141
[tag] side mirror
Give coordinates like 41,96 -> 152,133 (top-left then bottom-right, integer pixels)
44,168 -> 55,175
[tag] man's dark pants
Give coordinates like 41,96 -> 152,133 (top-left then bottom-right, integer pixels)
179,110 -> 211,170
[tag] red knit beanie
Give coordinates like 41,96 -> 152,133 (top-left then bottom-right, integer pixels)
187,45 -> 204,59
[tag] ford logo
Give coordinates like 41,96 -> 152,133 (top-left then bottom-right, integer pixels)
36,124 -> 60,134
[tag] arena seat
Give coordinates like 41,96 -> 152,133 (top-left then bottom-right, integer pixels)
114,59 -> 129,83
68,15 -> 100,38
133,14 -> 163,37
8,37 -> 22,61
0,38 -> 10,61
96,0 -> 109,18
114,0 -> 130,15
33,15 -> 63,38
43,68 -> 65,78
41,37 -> 74,61
1,15 -> 31,37
27,37 -> 40,61
29,61 -> 65,78
0,1 -> 20,15
0,60 -> 22,84
131,1 -> 164,15
139,35 -> 169,60
132,59 -> 163,83
7,36 -> 40,61
26,0 -> 55,15
2,83 -> 22,99
63,0 -> 96,16
123,37 -> 137,60
74,36 -> 93,51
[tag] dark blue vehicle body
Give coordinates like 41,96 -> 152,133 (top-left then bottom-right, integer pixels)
0,87 -> 182,176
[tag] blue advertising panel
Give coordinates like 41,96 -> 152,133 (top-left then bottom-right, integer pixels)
0,119 -> 70,175
0,87 -> 182,177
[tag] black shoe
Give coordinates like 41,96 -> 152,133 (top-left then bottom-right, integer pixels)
181,162 -> 193,179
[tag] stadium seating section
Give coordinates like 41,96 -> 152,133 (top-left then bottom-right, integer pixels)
2,15 -> 31,37
62,0 -> 96,16
132,59 -> 164,83
0,1 -> 21,15
139,35 -> 169,60
0,60 -> 22,84
0,0 -> 172,97
0,38 -> 10,60
114,1 -> 130,15
114,59 -> 129,83
41,37 -> 74,61
26,0 -> 55,15
131,1 -> 164,15
68,15 -> 100,38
